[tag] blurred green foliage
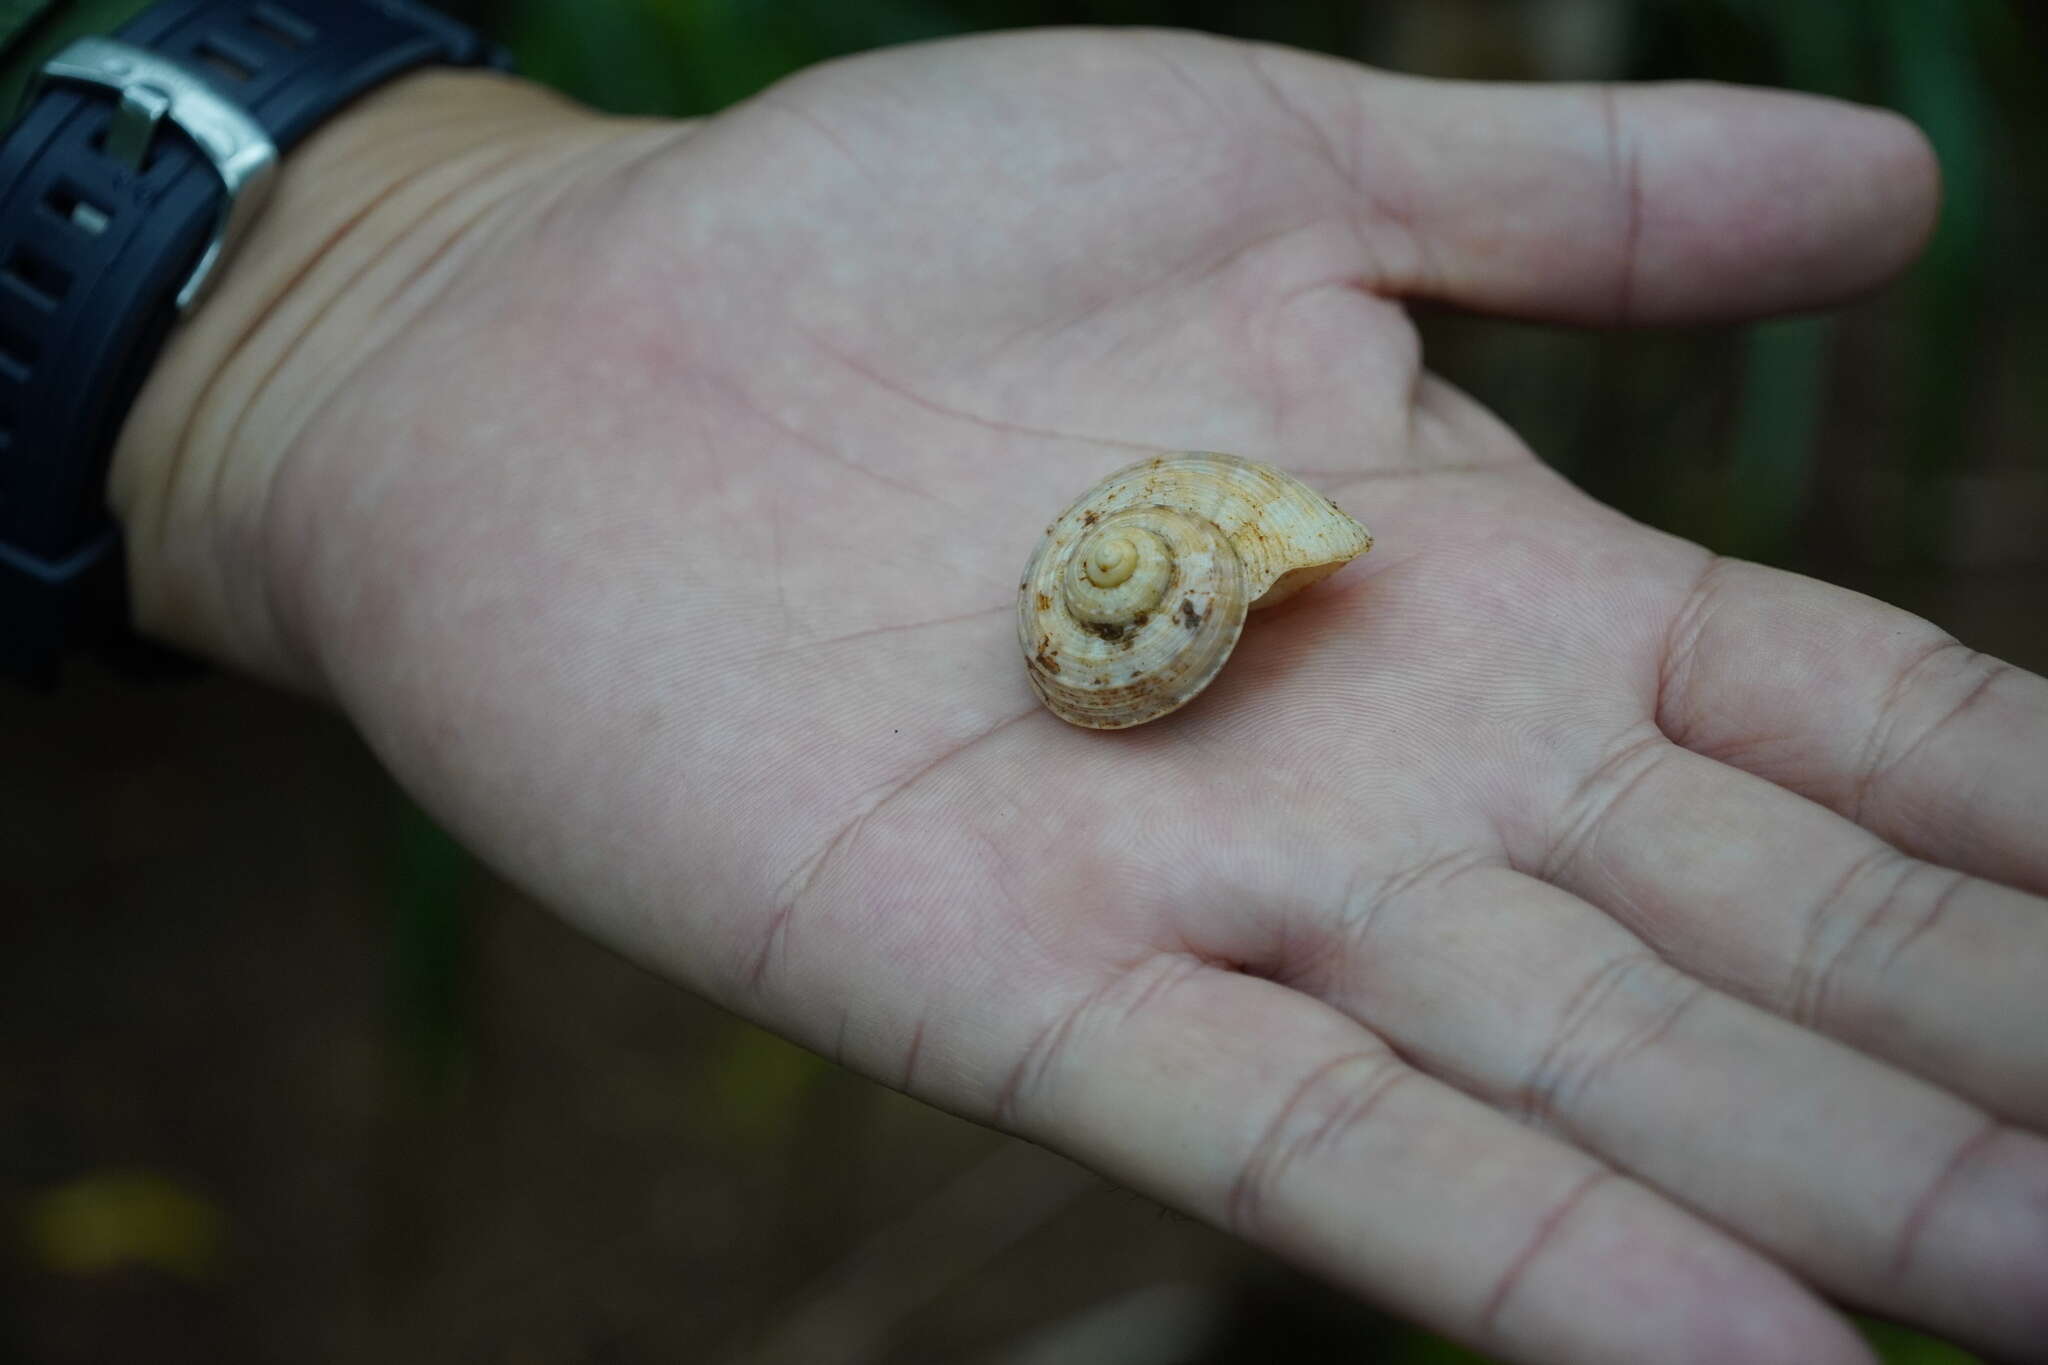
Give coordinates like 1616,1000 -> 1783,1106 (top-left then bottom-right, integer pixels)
709,1011 -> 835,1146
389,797 -> 473,1094
21,1169 -> 227,1282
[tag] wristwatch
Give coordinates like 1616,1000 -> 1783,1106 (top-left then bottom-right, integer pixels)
0,0 -> 507,684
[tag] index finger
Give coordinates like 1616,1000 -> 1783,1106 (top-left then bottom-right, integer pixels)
1658,559 -> 2048,895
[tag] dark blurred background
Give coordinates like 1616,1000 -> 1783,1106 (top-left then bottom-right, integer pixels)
4,1 -> 2041,1361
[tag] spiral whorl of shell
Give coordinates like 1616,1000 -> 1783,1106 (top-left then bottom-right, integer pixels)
1019,453 -> 1372,729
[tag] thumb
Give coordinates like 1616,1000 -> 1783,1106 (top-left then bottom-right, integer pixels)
1257,45 -> 1940,325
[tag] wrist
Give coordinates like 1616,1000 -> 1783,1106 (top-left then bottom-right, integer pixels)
105,67 -> 644,690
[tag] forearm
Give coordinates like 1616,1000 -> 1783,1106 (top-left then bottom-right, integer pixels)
105,68 -> 661,691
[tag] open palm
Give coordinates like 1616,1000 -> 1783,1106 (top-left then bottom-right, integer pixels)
231,30 -> 2047,1363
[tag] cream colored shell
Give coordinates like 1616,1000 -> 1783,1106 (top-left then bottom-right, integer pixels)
1018,453 -> 1372,729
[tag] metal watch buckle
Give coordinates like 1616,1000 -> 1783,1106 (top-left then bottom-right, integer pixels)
30,36 -> 277,315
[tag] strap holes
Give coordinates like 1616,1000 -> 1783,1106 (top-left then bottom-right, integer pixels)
1,247 -> 72,309
195,39 -> 260,84
0,323 -> 37,384
248,4 -> 316,48
85,119 -> 149,170
44,182 -> 112,237
87,118 -> 157,175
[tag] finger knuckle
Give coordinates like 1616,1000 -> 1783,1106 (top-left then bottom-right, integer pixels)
991,952 -> 1209,1131
1853,639 -> 2008,822
1788,847 -> 1960,1030
1516,952 -> 1702,1129
1225,1048 -> 1407,1241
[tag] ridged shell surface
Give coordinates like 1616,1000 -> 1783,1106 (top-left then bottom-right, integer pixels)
1019,453 -> 1372,729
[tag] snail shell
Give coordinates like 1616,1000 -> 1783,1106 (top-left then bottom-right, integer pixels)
1018,453 -> 1372,729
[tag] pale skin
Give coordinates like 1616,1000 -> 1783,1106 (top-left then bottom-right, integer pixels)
109,29 -> 2047,1364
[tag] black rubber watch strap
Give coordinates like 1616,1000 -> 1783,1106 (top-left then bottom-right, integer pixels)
0,0 -> 505,682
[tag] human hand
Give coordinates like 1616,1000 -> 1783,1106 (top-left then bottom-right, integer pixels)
113,31 -> 2047,1363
